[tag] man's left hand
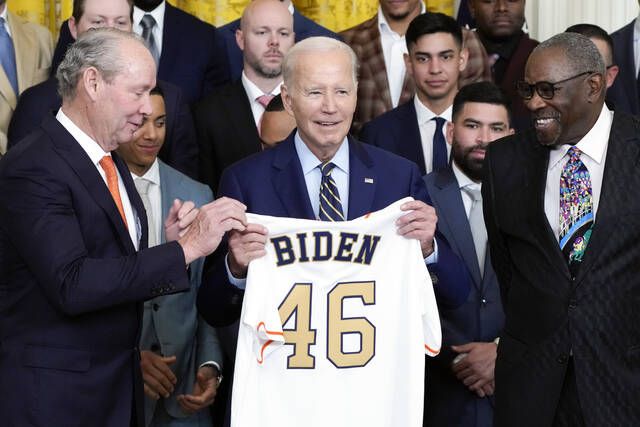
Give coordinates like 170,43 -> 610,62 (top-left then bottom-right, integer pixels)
396,200 -> 437,258
451,341 -> 497,397
176,366 -> 219,415
164,199 -> 199,242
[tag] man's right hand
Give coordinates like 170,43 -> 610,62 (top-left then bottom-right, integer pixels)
178,197 -> 247,264
140,351 -> 177,400
228,223 -> 269,278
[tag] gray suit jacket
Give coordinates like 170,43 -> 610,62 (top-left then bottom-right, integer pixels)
424,168 -> 503,427
140,160 -> 222,425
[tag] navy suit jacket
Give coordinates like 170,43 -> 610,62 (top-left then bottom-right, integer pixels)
7,77 -> 200,179
608,20 -> 639,115
360,99 -> 428,175
218,9 -> 339,81
423,168 -> 504,427
0,115 -> 190,427
197,134 -> 470,327
50,3 -> 229,104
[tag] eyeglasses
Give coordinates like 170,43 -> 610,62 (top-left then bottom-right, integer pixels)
516,71 -> 594,100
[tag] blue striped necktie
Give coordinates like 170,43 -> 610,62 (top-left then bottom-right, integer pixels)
318,162 -> 344,221
0,17 -> 18,96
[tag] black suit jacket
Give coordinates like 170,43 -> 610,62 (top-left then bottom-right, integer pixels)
50,3 -> 229,104
483,110 -> 640,426
608,20 -> 639,115
7,77 -> 199,179
192,79 -> 261,193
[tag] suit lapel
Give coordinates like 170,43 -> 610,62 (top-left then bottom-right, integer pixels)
114,152 -> 147,250
8,11 -> 35,94
227,81 -> 261,151
157,4 -> 177,78
45,117 -> 137,253
396,101 -> 426,174
0,13 -> 19,108
272,136 -> 316,219
575,113 -> 640,283
431,169 -> 483,288
347,137 -> 376,219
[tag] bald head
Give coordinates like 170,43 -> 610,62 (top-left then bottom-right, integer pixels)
240,0 -> 291,31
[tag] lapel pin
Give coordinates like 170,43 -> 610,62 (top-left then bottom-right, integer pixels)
364,178 -> 374,184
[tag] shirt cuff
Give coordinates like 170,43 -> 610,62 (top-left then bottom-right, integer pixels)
225,254 -> 247,289
424,237 -> 439,264
199,361 -> 221,373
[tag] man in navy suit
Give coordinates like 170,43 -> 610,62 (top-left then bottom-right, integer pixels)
360,13 -> 468,176
50,0 -> 229,104
0,29 -> 247,427
423,81 -> 511,427
8,0 -> 200,180
197,36 -> 470,328
218,0 -> 339,82
608,10 -> 640,115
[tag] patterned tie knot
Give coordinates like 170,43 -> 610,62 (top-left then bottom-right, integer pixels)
320,161 -> 336,177
257,94 -> 274,108
134,177 -> 152,195
140,14 -> 156,30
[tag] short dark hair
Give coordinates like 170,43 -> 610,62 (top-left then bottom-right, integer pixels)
150,85 -> 164,98
72,0 -> 134,22
406,12 -> 463,51
452,81 -> 512,124
565,23 -> 614,65
264,94 -> 285,112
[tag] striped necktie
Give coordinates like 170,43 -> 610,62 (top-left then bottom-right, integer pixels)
99,156 -> 128,228
318,162 -> 344,221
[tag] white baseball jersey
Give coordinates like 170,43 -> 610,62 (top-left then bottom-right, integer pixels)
231,198 -> 441,427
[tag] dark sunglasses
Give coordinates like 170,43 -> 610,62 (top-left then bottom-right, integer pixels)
516,71 -> 594,100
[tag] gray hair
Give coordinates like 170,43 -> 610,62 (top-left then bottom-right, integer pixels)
534,32 -> 605,77
57,28 -> 147,100
282,36 -> 359,88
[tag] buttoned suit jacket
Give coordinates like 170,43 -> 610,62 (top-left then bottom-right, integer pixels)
140,160 -> 222,426
217,9 -> 340,82
193,79 -> 260,193
423,168 -> 503,427
360,98 -> 427,174
340,15 -> 491,134
50,3 -> 229,104
196,133 -> 471,328
483,112 -> 640,426
608,20 -> 639,115
0,115 -> 190,427
7,77 -> 199,179
0,10 -> 52,153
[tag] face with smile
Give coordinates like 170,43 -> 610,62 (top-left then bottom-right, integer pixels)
405,32 -> 467,109
470,0 -> 526,41
69,0 -> 132,39
281,48 -> 357,162
523,47 -> 601,147
117,93 -> 165,176
448,102 -> 513,181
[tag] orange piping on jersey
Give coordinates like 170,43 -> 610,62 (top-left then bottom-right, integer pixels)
256,322 -> 284,364
256,321 -> 284,337
258,340 -> 274,364
425,343 -> 441,356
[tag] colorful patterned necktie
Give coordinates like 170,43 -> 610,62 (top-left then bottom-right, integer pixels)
318,162 -> 344,221
559,146 -> 593,271
99,156 -> 128,229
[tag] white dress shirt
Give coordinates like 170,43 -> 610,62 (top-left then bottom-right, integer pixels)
133,2 -> 166,56
544,105 -> 612,240
415,97 -> 453,174
1,5 -> 12,36
132,159 -> 162,246
57,109 -> 139,249
378,2 -> 426,108
634,16 -> 640,76
241,71 -> 282,127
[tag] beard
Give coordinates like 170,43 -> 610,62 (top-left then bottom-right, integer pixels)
452,141 -> 486,182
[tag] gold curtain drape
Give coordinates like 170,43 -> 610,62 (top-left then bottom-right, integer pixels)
8,0 -> 453,36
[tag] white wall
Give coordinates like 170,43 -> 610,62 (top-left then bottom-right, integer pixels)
525,0 -> 639,41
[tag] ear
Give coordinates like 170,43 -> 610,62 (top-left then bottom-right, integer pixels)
446,121 -> 455,146
458,47 -> 469,73
68,17 -> 79,40
605,65 -> 619,89
403,52 -> 413,78
586,72 -> 605,103
280,83 -> 295,117
508,127 -> 515,136
82,66 -> 101,102
235,28 -> 245,51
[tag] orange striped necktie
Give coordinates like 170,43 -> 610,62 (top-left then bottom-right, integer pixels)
99,156 -> 128,229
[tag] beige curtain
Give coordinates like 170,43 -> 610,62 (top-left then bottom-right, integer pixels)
9,0 -> 453,35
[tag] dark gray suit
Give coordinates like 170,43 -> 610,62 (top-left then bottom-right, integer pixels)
423,168 -> 503,427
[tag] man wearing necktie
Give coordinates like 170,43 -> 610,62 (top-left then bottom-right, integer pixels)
197,36 -> 471,332
0,28 -> 247,427
483,32 -> 640,426
361,13 -> 469,176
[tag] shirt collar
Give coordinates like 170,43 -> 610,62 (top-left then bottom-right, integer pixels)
548,104 -> 613,169
134,1 -> 165,30
378,2 -> 426,36
414,97 -> 453,125
294,131 -> 350,176
1,5 -> 10,36
452,160 -> 478,190
56,108 -> 109,167
288,3 -> 295,14
241,71 -> 282,101
132,158 -> 160,185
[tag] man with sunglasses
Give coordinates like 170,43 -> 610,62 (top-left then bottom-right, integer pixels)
483,32 -> 640,426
